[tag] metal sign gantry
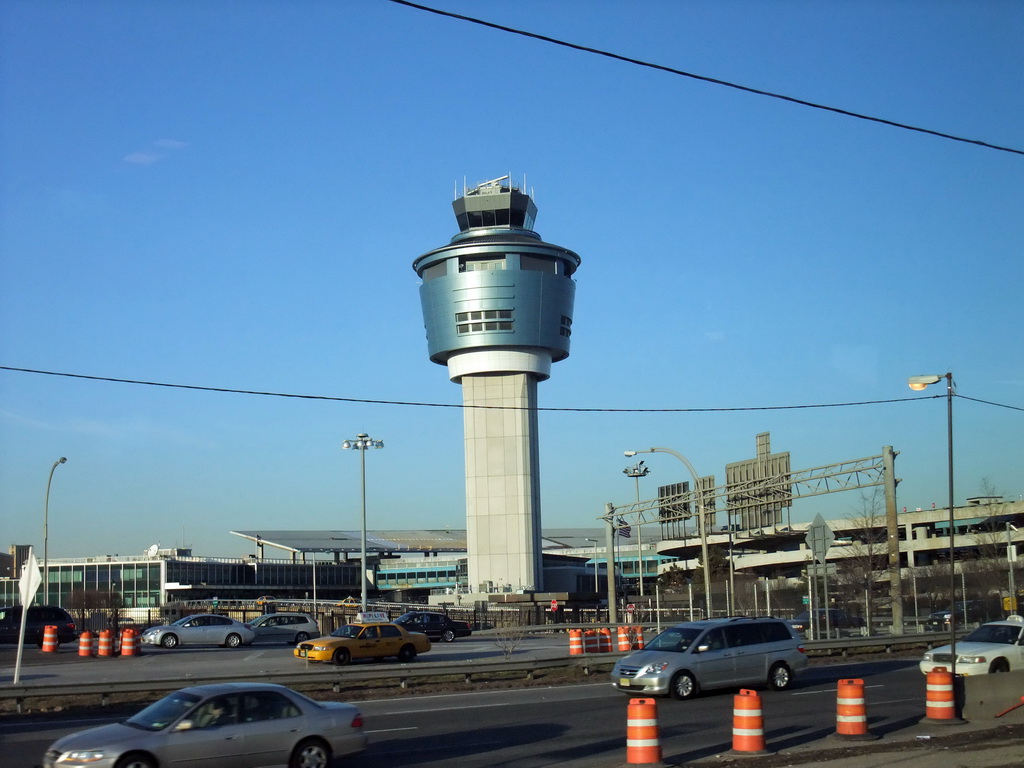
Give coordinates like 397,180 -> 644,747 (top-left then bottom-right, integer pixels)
601,446 -> 901,631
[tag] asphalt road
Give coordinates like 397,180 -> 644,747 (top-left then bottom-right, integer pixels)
1,638 -> 930,768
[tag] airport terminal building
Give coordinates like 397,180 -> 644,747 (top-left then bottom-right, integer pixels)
3,498 -> 1021,610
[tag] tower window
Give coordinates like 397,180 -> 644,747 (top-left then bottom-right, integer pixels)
520,255 -> 557,273
560,315 -> 572,337
460,257 -> 505,272
456,309 -> 513,334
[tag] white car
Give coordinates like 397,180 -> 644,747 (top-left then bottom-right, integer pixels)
920,615 -> 1024,675
140,614 -> 255,648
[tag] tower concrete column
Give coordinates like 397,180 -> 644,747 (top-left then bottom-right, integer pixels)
462,372 -> 542,592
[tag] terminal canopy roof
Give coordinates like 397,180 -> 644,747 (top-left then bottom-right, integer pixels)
231,529 -> 469,556
231,528 -> 608,557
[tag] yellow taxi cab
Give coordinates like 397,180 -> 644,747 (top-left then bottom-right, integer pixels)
294,612 -> 431,665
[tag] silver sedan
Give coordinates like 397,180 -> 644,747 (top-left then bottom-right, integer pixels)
249,613 -> 319,645
139,614 -> 255,649
43,682 -> 367,768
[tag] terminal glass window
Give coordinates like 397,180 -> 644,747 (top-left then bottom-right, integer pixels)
456,309 -> 513,334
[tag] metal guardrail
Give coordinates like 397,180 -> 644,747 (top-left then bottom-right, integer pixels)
1,630 -> 945,713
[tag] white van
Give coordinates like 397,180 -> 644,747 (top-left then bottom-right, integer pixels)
611,616 -> 807,699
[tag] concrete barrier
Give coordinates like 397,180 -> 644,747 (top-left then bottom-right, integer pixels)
962,670 -> 1024,721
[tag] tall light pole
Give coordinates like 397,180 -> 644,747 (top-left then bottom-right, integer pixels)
623,461 -> 650,596
342,434 -> 384,612
908,372 -> 955,678
625,448 -> 712,617
42,457 -> 67,606
585,538 -> 599,592
1007,523 -> 1018,615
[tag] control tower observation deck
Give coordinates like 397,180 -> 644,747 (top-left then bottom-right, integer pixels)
412,176 -> 581,593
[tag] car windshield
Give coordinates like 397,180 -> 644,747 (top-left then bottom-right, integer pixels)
963,624 -> 1022,645
125,691 -> 202,731
645,626 -> 702,652
330,625 -> 364,639
171,616 -> 194,626
395,613 -> 416,623
250,616 -> 271,626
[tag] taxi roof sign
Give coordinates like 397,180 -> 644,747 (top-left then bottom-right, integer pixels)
356,611 -> 390,623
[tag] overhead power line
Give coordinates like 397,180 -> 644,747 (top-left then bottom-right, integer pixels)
387,0 -> 1024,157
4,364 -> 1020,413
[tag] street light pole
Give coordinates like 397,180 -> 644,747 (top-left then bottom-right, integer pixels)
623,461 -> 650,597
625,448 -> 712,617
342,434 -> 384,612
42,457 -> 67,606
908,372 -> 955,678
585,538 -> 599,591
1008,523 -> 1018,615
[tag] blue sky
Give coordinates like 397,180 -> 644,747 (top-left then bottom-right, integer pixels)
2,1 -> 1021,561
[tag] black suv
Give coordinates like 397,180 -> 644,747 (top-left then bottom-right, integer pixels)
393,611 -> 472,642
0,605 -> 78,646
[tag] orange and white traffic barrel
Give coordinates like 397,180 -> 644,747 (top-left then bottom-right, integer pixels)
41,625 -> 59,653
626,698 -> 662,764
598,627 -> 613,652
78,631 -> 94,657
730,689 -> 770,755
120,628 -> 137,657
568,629 -> 583,656
632,626 -> 645,650
834,678 -> 875,739
97,629 -> 114,657
924,667 -> 963,724
583,629 -> 600,654
617,626 -> 632,651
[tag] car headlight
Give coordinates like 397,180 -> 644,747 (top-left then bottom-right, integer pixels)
57,749 -> 106,763
959,655 -> 987,664
312,645 -> 330,652
922,652 -> 933,662
638,662 -> 670,675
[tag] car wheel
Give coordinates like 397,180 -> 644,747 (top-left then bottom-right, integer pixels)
289,737 -> 332,768
333,648 -> 350,666
442,629 -> 456,643
160,634 -> 178,649
768,662 -> 793,691
398,644 -> 417,662
294,632 -> 310,644
224,633 -> 242,648
115,752 -> 157,768
669,670 -> 698,700
989,658 -> 1010,673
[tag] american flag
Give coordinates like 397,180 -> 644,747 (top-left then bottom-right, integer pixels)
617,521 -> 632,538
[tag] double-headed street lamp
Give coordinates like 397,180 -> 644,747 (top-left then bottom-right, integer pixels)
908,372 -> 956,677
43,457 -> 68,606
625,448 -> 712,617
342,434 -> 384,612
623,461 -> 650,596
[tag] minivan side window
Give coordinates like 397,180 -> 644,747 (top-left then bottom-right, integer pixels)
700,628 -> 727,651
724,624 -> 764,647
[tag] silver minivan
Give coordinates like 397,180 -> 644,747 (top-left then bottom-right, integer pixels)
611,616 -> 807,699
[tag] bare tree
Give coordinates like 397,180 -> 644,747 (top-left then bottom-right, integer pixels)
834,488 -> 889,630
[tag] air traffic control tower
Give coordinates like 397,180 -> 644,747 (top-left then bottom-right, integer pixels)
413,176 -> 581,593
